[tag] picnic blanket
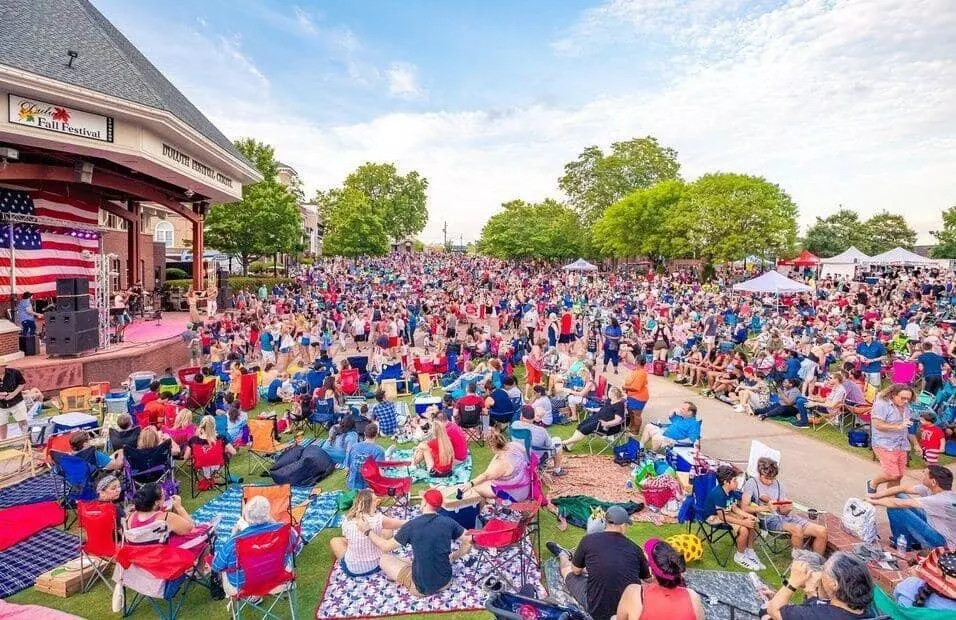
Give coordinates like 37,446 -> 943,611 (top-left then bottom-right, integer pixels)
685,569 -> 763,619
0,501 -> 66,551
191,486 -> 340,550
548,455 -> 646,502
0,600 -> 82,619
316,538 -> 543,619
0,527 -> 80,598
551,495 -> 645,530
384,449 -> 473,486
0,473 -> 59,509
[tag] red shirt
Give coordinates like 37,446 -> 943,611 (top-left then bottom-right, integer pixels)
426,438 -> 453,474
560,313 -> 573,335
445,423 -> 469,461
455,394 -> 484,418
918,423 -> 945,451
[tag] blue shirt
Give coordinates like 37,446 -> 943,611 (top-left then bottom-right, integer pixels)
917,352 -> 944,377
784,357 -> 802,380
212,521 -> 300,589
702,485 -> 734,520
662,414 -> 701,442
372,401 -> 398,436
259,332 -> 274,352
344,440 -> 385,490
16,299 -> 33,323
856,341 -> 886,373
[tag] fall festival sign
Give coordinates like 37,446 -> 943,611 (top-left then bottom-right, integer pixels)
7,94 -> 114,143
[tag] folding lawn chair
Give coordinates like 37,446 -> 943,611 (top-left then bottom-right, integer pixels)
189,438 -> 231,498
339,368 -> 360,396
307,399 -> 335,438
77,500 -> 120,592
50,447 -> 98,528
359,456 -> 412,515
492,453 -> 545,561
687,468 -> 735,567
185,379 -> 217,415
248,418 -> 289,476
109,426 -> 141,452
587,421 -> 625,456
127,371 -> 156,405
124,442 -> 179,499
239,372 -> 259,412
457,400 -> 485,446
468,514 -> 534,591
157,378 -> 181,400
59,386 -> 93,414
346,355 -> 371,383
226,524 -> 298,620
177,367 -> 201,385
241,484 -> 318,541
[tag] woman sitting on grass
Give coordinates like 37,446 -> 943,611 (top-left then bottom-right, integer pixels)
410,412 -> 455,477
330,489 -> 406,578
616,538 -> 705,620
454,428 -> 529,502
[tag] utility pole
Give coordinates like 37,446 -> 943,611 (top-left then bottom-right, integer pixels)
442,221 -> 448,249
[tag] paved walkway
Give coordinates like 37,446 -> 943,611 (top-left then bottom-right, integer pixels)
602,371 -> 927,516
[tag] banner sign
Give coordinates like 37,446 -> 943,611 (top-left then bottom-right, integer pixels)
7,94 -> 114,143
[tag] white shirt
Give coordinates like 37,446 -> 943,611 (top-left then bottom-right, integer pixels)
351,318 -> 365,336
904,322 -> 920,341
341,513 -> 384,574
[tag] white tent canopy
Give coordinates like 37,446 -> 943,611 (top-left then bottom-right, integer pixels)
732,270 -> 811,294
563,258 -> 598,272
820,246 -> 870,264
864,247 -> 937,266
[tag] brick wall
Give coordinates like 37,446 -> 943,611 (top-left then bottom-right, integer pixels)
101,231 -> 163,292
0,329 -> 20,358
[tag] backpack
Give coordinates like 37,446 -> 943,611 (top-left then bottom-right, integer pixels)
613,438 -> 641,465
841,498 -> 878,543
847,425 -> 870,448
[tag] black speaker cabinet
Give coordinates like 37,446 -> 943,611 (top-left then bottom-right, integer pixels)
55,294 -> 91,312
19,334 -> 38,356
44,309 -> 99,334
56,277 -> 89,296
45,328 -> 98,356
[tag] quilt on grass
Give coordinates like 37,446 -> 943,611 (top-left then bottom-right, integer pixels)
315,537 -> 543,619
383,449 -> 473,487
0,527 -> 80,598
0,473 -> 59,509
191,486 -> 340,550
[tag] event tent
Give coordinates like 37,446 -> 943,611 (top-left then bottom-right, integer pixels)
820,246 -> 870,279
864,247 -> 937,266
732,270 -> 812,294
563,258 -> 598,271
780,250 -> 821,268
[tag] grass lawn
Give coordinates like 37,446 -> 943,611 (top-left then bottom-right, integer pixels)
11,391 -> 790,619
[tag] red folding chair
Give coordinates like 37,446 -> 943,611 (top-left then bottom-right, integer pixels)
339,368 -> 360,396
239,372 -> 259,411
185,380 -> 217,414
177,367 -> 201,385
77,500 -> 120,592
189,438 -> 230,498
359,456 -> 412,515
227,524 -> 298,619
467,514 -> 534,590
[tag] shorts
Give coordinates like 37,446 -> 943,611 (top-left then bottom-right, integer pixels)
445,327 -> 457,339
0,401 -> 28,425
397,565 -> 451,597
564,572 -> 588,609
626,397 -> 647,411
558,334 -> 572,344
262,351 -> 276,363
603,349 -> 620,366
763,513 -> 809,532
873,447 -> 907,479
704,336 -> 716,346
354,334 -> 368,342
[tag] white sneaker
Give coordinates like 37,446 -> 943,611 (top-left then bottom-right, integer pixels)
734,552 -> 761,571
733,405 -> 744,413
745,548 -> 767,570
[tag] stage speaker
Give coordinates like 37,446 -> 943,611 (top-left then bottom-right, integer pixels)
19,334 -> 38,356
56,277 -> 89,296
55,294 -> 91,312
44,309 -> 99,335
45,328 -> 98,356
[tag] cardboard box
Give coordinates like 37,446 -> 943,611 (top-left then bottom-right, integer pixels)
34,557 -> 109,598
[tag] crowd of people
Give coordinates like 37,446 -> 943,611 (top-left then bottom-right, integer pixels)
5,251 -> 956,619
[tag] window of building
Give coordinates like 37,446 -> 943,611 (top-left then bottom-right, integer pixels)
154,221 -> 174,246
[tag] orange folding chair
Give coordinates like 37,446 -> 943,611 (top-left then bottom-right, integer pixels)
59,387 -> 93,414
247,418 -> 289,476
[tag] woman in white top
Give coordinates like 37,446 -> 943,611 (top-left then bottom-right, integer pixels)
330,490 -> 406,577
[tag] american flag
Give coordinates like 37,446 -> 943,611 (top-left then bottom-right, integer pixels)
0,189 -> 98,297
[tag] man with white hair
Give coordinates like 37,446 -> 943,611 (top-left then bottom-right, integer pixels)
212,495 -> 301,595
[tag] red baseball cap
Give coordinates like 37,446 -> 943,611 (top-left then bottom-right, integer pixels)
423,488 -> 444,510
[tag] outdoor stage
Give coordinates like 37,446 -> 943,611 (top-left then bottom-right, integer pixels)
10,313 -> 191,394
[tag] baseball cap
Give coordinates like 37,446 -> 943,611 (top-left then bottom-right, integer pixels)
605,505 -> 631,525
423,488 -> 444,510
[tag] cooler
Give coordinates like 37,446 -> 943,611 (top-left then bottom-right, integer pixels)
104,391 -> 130,415
50,412 -> 98,434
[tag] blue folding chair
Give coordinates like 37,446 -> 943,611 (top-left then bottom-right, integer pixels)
50,447 -> 98,528
308,399 -> 335,437
306,369 -> 327,394
686,469 -> 735,567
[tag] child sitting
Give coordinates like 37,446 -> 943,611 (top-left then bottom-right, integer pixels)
917,410 -> 945,465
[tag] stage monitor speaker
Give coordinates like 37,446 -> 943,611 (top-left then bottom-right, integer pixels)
19,334 -> 38,356
44,309 -> 98,335
55,294 -> 91,312
45,328 -> 98,356
56,277 -> 89,296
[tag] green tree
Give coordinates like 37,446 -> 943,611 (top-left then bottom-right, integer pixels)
321,187 -> 390,257
802,209 -> 864,257
204,139 -> 301,274
592,180 -> 685,258
477,199 -> 584,259
558,137 -> 681,226
931,206 -> 956,258
860,211 -> 917,254
670,173 -> 798,265
342,163 -> 428,242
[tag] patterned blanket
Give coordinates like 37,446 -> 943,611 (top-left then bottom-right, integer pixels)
0,528 -> 79,598
0,473 -> 59,509
384,449 -> 473,487
191,486 -> 340,550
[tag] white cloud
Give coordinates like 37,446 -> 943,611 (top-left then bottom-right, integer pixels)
385,62 -> 425,100
121,0 -> 956,245
292,6 -> 317,36
216,34 -> 269,91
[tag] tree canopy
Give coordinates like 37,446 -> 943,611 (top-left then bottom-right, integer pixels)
592,180 -> 685,259
477,199 -> 585,260
204,138 -> 301,273
858,211 -> 917,255
931,206 -> 956,258
558,137 -> 681,226
320,187 -> 390,257
342,163 -> 428,242
802,209 -> 865,257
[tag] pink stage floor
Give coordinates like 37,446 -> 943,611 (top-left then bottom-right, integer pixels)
12,313 -> 192,393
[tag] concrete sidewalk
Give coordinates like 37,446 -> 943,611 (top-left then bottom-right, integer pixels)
604,371 -> 925,516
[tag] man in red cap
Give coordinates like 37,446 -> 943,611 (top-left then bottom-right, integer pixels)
361,488 -> 472,597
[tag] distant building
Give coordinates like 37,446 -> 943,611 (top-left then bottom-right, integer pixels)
276,162 -> 323,255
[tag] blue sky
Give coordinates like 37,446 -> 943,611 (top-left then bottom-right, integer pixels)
93,0 -> 955,244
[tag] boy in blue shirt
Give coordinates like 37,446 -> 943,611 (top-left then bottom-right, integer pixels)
856,332 -> 886,387
702,465 -> 763,571
915,342 -> 946,394
344,422 -> 385,490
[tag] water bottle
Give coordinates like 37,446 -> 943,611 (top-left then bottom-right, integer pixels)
896,534 -> 907,554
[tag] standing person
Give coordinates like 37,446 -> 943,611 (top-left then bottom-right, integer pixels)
0,361 -> 28,440
559,308 -> 574,353
602,318 -> 622,375
615,539 -> 705,620
856,331 -> 886,388
362,489 -> 472,597
16,292 -> 41,336
546,505 -> 651,620
866,383 -> 913,495
623,358 -> 650,434
915,342 -> 946,395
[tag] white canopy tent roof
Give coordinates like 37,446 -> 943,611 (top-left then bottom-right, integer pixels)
864,247 -> 937,266
820,246 -> 870,264
563,258 -> 599,272
732,270 -> 812,294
